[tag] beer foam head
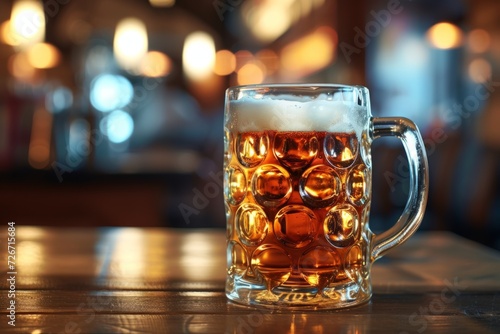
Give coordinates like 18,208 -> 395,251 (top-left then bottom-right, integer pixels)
228,94 -> 369,135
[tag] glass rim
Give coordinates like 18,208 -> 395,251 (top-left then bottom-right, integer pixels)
226,83 -> 368,92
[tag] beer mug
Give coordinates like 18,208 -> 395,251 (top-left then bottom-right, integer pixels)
224,84 -> 428,309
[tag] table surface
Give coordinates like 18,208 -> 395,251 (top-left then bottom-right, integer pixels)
1,227 -> 500,334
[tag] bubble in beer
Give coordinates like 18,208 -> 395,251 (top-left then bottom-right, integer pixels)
251,244 -> 292,290
324,204 -> 359,248
227,240 -> 248,277
224,164 -> 247,205
274,205 -> 317,248
299,165 -> 341,207
298,246 -> 341,290
237,132 -> 269,167
273,132 -> 319,171
347,164 -> 369,206
235,203 -> 269,246
251,164 -> 292,207
324,132 -> 359,168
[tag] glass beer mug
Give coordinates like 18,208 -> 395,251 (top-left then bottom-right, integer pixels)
224,84 -> 428,309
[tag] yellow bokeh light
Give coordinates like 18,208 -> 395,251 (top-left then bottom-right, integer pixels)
114,17 -> 148,73
10,0 -> 46,49
237,61 -> 266,85
281,26 -> 336,77
214,49 -> 236,76
140,51 -> 171,77
467,29 -> 491,54
426,22 -> 463,49
1,21 -> 21,46
468,58 -> 492,83
182,31 -> 216,81
242,0 -> 293,42
27,43 -> 60,69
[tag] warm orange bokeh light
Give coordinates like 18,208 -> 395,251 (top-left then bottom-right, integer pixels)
281,26 -> 336,77
0,20 -> 20,46
427,22 -> 463,49
467,29 -> 491,53
27,43 -> 60,69
140,51 -> 172,77
8,52 -> 36,80
468,58 -> 492,83
214,49 -> 236,76
237,61 -> 265,85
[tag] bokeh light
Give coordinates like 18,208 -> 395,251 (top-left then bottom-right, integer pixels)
26,43 -> 60,69
281,26 -> 336,76
90,74 -> 134,112
467,29 -> 491,53
10,0 -> 46,49
1,21 -> 20,46
140,51 -> 172,77
46,87 -> 73,113
426,22 -> 463,49
237,61 -> 266,85
182,31 -> 216,81
8,52 -> 36,80
101,110 -> 135,144
113,17 -> 148,72
214,50 -> 236,76
468,58 -> 492,83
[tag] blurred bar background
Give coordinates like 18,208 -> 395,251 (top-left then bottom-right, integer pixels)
0,0 -> 498,249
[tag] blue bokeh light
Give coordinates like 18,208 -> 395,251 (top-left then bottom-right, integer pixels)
100,110 -> 135,143
90,74 -> 133,112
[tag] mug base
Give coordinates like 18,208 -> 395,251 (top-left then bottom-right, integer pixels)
226,280 -> 372,310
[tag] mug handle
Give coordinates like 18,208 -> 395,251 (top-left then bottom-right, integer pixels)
370,117 -> 429,261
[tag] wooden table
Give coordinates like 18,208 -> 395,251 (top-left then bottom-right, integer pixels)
1,227 -> 500,333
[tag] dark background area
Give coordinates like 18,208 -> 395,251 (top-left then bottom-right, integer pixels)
0,0 -> 499,250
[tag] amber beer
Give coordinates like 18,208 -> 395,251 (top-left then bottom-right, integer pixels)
225,127 -> 371,305
224,84 -> 428,309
